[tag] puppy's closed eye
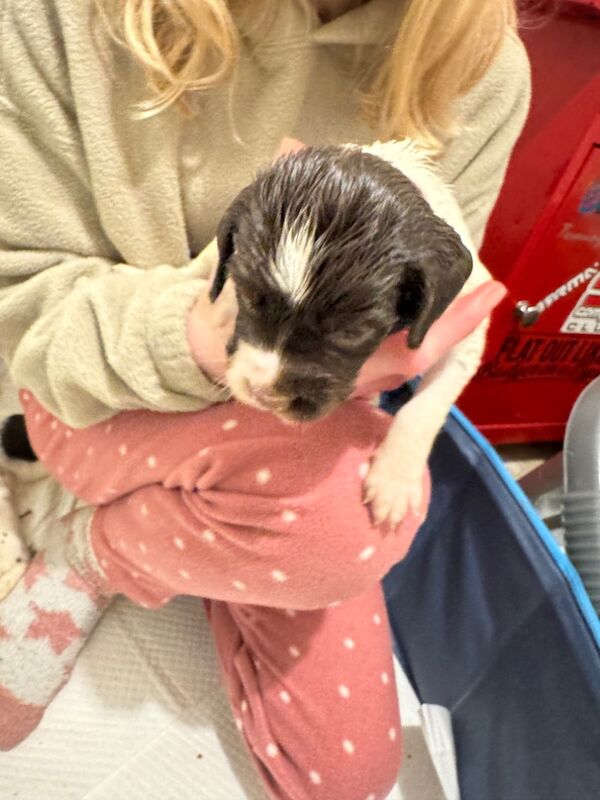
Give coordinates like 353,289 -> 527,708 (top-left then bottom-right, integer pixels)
328,327 -> 380,353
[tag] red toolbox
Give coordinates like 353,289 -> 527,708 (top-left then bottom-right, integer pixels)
458,3 -> 600,443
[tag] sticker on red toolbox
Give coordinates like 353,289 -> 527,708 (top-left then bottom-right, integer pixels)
561,271 -> 600,334
480,334 -> 600,382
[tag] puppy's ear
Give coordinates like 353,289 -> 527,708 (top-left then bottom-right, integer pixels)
209,212 -> 236,302
210,186 -> 253,302
397,224 -> 473,349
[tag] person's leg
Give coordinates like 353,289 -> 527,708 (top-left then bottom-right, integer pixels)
22,392 -> 428,611
13,391 -> 425,784
208,585 -> 401,800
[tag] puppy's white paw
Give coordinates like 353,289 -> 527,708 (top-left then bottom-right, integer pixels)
364,449 -> 425,529
0,476 -> 29,600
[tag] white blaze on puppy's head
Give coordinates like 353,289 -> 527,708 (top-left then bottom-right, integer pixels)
271,216 -> 318,304
226,215 -> 320,413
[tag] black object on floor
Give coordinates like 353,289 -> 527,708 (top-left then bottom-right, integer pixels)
1,414 -> 37,462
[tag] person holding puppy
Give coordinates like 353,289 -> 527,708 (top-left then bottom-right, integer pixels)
0,1 -> 529,798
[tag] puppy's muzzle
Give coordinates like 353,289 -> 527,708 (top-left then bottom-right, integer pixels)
226,342 -> 347,422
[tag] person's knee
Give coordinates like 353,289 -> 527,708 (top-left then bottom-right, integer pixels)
281,508 -> 419,610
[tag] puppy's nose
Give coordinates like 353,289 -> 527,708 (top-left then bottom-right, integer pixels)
288,395 -> 320,419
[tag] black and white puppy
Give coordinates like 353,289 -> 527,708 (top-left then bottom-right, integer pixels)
210,140 -> 491,525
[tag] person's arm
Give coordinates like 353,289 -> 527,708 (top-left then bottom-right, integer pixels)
441,30 -> 532,249
0,1 -> 225,427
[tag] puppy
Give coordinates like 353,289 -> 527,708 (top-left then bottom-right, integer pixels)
0,141 -> 491,536
210,140 -> 491,525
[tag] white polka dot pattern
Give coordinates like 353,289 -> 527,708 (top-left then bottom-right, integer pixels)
359,546 -> 376,562
256,468 -> 272,485
266,743 -> 279,758
342,739 -> 355,755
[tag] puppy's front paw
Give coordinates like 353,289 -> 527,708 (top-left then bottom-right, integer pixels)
364,450 -> 425,529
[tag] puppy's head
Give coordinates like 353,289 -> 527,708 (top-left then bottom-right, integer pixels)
211,146 -> 472,422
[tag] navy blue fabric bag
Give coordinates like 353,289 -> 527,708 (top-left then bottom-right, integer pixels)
381,393 -> 600,800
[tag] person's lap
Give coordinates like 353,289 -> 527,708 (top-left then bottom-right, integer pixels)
19,391 -> 425,799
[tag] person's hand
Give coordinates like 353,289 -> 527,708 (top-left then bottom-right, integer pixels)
354,281 -> 507,397
186,274 -> 237,384
186,138 -> 307,383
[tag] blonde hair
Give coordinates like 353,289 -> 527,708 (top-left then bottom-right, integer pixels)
98,0 -> 517,149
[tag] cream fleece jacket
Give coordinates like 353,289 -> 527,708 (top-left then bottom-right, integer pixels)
0,0 -> 531,427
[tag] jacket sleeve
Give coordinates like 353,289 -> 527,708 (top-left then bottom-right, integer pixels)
441,30 -> 532,250
0,0 -> 226,427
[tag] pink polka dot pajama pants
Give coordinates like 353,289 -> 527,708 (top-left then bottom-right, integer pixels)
21,393 -> 429,800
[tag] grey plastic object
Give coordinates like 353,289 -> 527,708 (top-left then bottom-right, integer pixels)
562,374 -> 600,614
519,452 -> 565,548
